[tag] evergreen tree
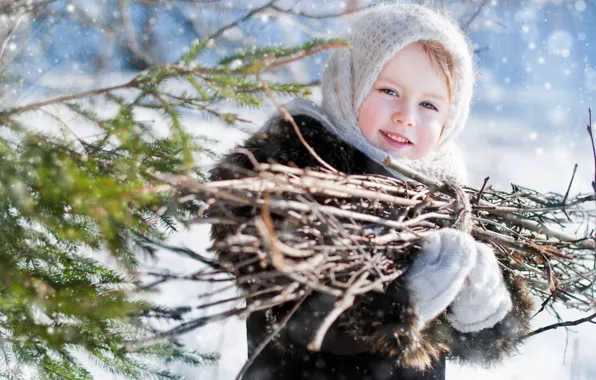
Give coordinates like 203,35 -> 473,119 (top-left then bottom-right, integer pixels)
0,12 -> 347,377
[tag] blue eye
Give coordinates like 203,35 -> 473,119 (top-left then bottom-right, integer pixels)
420,101 -> 438,111
380,88 -> 399,97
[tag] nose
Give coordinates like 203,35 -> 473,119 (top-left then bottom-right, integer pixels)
391,107 -> 415,127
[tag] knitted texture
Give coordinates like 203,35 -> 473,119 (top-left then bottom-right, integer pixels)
446,242 -> 513,333
403,228 -> 478,329
320,2 -> 476,184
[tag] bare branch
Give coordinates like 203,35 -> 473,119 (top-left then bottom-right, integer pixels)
307,272 -> 369,352
235,291 -> 311,380
521,311 -> 596,340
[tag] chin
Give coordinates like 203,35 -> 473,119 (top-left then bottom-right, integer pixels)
387,148 -> 412,159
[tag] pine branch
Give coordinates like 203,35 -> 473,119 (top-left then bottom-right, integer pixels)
2,80 -> 139,115
0,26 -> 339,377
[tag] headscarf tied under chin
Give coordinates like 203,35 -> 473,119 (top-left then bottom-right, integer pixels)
319,2 -> 477,185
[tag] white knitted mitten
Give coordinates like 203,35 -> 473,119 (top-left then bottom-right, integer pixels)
446,242 -> 512,333
404,229 -> 478,329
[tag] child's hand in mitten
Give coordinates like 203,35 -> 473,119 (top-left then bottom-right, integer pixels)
446,242 -> 512,332
404,228 -> 478,329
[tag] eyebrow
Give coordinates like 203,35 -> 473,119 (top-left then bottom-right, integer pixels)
422,92 -> 448,102
377,77 -> 448,103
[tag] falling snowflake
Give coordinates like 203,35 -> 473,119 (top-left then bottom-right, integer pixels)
574,1 -> 587,12
547,30 -> 574,57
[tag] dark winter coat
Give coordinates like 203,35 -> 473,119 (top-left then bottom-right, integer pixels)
209,113 -> 533,380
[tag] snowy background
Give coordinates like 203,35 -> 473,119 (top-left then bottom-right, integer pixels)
4,0 -> 596,378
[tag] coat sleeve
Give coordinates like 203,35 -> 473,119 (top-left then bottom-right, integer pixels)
345,267 -> 533,370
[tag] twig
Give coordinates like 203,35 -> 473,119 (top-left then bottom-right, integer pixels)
4,79 -> 139,115
211,164 -> 424,198
476,176 -> 490,205
206,1 -> 275,42
134,234 -> 224,271
193,287 -> 288,312
117,0 -> 154,66
246,41 -> 348,74
587,108 -> 596,258
563,164 -> 578,206
125,291 -> 302,352
307,273 -> 370,351
384,156 -> 593,248
163,161 -> 596,321
462,0 -> 487,31
235,291 -> 311,380
0,12 -> 26,70
255,198 -> 287,270
172,179 -> 444,230
588,108 -> 596,195
492,210 -> 594,250
124,307 -> 245,352
521,310 -> 596,340
562,164 -> 578,222
558,267 -> 596,286
530,290 -> 558,320
383,156 -> 449,193
271,3 -> 366,19
258,77 -> 337,173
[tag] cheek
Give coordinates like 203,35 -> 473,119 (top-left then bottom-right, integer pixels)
422,132 -> 442,153
420,114 -> 446,144
425,123 -> 443,145
412,117 -> 444,158
357,99 -> 380,138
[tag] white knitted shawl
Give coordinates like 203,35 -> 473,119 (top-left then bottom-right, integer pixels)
322,2 -> 475,184
262,3 -> 475,184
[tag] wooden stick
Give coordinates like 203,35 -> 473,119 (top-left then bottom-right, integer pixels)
307,273 -> 370,351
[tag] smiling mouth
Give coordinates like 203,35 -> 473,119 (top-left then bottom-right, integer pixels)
380,131 -> 413,146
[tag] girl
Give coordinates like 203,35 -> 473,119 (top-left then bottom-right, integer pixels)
210,3 -> 533,379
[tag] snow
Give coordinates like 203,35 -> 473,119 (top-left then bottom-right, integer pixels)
547,30 -> 573,57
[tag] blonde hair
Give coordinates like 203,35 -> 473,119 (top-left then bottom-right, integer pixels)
420,40 -> 455,100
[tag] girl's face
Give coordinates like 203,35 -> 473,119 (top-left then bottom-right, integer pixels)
357,42 -> 450,160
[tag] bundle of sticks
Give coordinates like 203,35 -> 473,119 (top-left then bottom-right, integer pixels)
162,157 -> 596,325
